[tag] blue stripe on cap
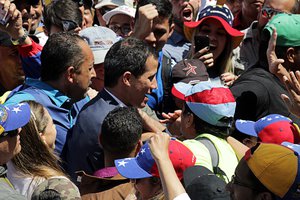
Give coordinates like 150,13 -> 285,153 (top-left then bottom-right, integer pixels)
255,114 -> 291,134
187,101 -> 236,127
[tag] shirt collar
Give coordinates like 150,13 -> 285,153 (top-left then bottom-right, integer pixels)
25,78 -> 71,107
243,21 -> 258,40
170,30 -> 188,44
104,88 -> 126,107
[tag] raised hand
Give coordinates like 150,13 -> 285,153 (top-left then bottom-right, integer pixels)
193,46 -> 214,68
281,71 -> 300,118
148,132 -> 170,162
130,4 -> 158,40
220,72 -> 238,86
267,28 -> 289,82
160,110 -> 182,136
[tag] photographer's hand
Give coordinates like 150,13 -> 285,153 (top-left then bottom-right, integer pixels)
0,0 -> 31,45
193,46 -> 214,68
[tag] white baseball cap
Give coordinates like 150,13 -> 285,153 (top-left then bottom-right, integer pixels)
103,5 -> 136,24
95,0 -> 133,9
79,26 -> 118,64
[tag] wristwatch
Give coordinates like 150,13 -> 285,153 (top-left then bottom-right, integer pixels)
10,29 -> 29,45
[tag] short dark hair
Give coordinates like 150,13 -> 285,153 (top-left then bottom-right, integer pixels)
135,0 -> 173,25
38,189 -> 62,200
43,0 -> 83,33
104,37 -> 158,87
100,107 -> 143,155
41,32 -> 85,82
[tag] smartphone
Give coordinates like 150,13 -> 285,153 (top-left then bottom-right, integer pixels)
0,4 -> 9,25
194,35 -> 210,53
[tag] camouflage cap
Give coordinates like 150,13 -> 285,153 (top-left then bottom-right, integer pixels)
31,177 -> 81,200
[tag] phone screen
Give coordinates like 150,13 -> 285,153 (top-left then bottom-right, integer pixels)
194,35 -> 210,53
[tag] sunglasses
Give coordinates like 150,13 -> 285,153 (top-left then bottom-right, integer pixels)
261,7 -> 284,19
61,19 -> 79,32
108,24 -> 131,36
0,129 -> 19,139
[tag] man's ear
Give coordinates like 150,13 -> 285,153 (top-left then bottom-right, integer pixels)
73,27 -> 82,34
122,71 -> 132,87
66,66 -> 76,83
185,113 -> 194,128
43,25 -> 49,36
134,140 -> 143,156
287,47 -> 296,63
168,22 -> 175,38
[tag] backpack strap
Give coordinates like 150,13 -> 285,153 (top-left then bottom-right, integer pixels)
161,55 -> 176,113
162,55 -> 172,90
196,137 -> 229,182
196,138 -> 219,167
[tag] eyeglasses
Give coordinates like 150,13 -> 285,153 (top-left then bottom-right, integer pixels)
108,24 -> 131,36
61,19 -> 79,32
99,6 -> 114,16
261,7 -> 284,19
0,129 -> 19,139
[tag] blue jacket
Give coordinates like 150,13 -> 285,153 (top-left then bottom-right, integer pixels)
5,78 -> 89,155
147,51 -> 163,111
64,89 -> 120,183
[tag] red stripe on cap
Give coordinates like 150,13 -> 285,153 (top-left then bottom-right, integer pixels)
185,88 -> 235,105
171,85 -> 185,100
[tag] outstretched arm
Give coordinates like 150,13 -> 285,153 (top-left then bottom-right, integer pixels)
148,133 -> 190,200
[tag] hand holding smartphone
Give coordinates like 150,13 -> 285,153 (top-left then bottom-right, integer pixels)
194,35 -> 210,53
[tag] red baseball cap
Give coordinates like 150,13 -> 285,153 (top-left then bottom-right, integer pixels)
184,5 -> 244,48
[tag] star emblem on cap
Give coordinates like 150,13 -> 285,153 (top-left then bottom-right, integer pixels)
12,107 -> 21,114
261,117 -> 267,121
140,148 -> 146,155
183,63 -> 197,76
118,160 -> 128,167
17,103 -> 26,107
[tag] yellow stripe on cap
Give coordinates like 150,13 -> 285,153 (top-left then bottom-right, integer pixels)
0,125 -> 4,135
246,143 -> 298,198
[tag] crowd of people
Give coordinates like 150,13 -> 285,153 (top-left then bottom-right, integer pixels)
0,0 -> 300,199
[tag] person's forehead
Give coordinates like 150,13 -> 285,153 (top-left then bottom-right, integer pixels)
264,0 -> 295,12
199,18 -> 225,29
110,14 -> 133,23
153,17 -> 170,29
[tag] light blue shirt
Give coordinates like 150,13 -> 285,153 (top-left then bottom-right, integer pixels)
5,78 -> 89,155
163,30 -> 191,65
